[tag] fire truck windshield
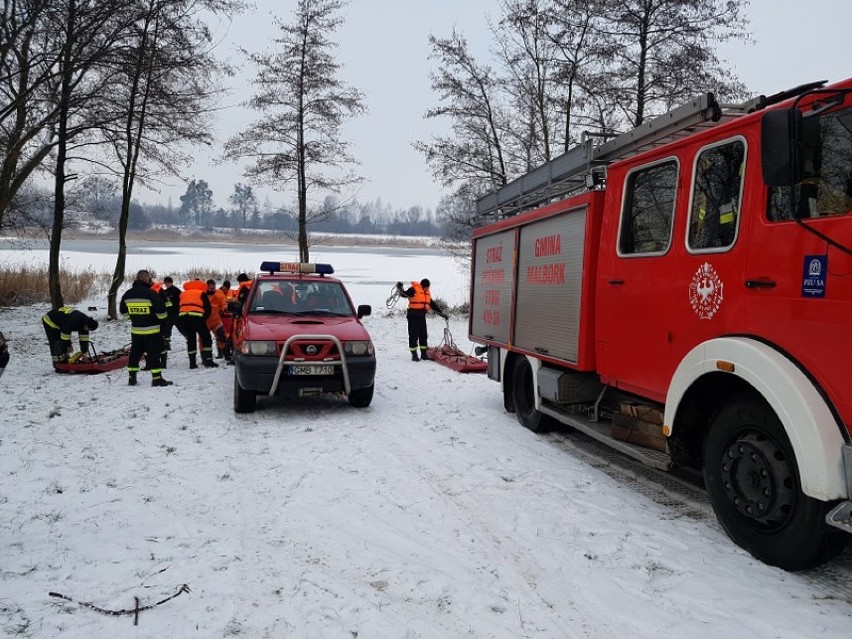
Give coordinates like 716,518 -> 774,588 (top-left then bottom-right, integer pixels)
768,104 -> 852,221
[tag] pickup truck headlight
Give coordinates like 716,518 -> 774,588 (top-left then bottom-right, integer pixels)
344,340 -> 374,356
242,340 -> 277,356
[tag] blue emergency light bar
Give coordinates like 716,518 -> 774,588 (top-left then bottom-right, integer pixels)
259,261 -> 334,275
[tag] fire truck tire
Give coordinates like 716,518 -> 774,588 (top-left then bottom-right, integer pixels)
511,357 -> 555,433
348,384 -> 374,408
703,394 -> 847,570
233,374 -> 257,413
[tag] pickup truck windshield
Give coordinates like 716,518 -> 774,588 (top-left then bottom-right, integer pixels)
249,280 -> 353,315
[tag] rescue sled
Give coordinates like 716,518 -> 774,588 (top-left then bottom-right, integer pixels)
53,345 -> 131,374
425,321 -> 488,374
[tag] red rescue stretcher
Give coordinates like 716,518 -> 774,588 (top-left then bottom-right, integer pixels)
425,321 -> 488,374
53,345 -> 131,374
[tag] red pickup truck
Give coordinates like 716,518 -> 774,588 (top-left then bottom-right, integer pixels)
229,262 -> 376,413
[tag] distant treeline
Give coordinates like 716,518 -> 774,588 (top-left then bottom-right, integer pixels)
12,180 -> 447,238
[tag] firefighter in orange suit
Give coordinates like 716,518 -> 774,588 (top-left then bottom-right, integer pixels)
179,279 -> 217,368
205,279 -> 230,360
219,280 -> 235,359
395,278 -> 447,361
119,270 -> 172,387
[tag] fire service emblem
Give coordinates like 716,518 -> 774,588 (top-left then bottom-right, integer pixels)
689,262 -> 724,320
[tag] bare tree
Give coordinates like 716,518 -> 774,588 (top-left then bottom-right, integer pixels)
101,0 -> 234,319
45,0 -> 149,308
545,0 -> 610,153
419,0 -> 750,232
224,0 -> 366,262
415,29 -> 510,197
0,0 -> 64,229
495,0 -> 563,169
593,0 -> 750,127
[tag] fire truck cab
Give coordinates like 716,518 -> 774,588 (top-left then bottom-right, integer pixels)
470,79 -> 852,570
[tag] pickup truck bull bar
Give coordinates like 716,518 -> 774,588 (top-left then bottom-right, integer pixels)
268,333 -> 351,397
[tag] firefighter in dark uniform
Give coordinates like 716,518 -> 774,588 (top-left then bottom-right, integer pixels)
120,269 -> 172,387
0,330 -> 9,379
41,306 -> 99,363
179,279 -> 217,369
395,278 -> 447,361
235,273 -> 253,303
160,276 -> 183,352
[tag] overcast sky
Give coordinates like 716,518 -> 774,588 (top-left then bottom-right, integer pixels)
141,0 -> 852,212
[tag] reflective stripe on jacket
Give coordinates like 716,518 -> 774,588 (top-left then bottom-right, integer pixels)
42,307 -> 93,343
119,280 -> 167,335
42,306 -> 75,330
179,280 -> 209,318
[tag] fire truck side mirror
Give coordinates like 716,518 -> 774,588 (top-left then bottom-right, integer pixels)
761,108 -> 803,187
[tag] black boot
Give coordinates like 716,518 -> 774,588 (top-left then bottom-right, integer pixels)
152,375 -> 173,387
203,358 -> 219,368
189,356 -> 198,369
128,371 -> 137,386
420,349 -> 431,361
411,352 -> 419,362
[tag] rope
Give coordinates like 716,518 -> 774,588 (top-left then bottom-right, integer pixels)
386,285 -> 403,309
439,318 -> 457,351
49,584 -> 191,626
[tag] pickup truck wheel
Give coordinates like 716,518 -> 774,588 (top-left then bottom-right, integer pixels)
703,394 -> 847,570
233,372 -> 256,413
348,384 -> 374,408
511,357 -> 553,433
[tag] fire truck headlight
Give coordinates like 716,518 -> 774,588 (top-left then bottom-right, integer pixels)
344,340 -> 374,356
243,340 -> 277,356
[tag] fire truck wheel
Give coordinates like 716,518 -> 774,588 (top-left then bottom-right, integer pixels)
348,384 -> 374,408
233,373 -> 257,413
703,394 -> 847,570
511,357 -> 554,433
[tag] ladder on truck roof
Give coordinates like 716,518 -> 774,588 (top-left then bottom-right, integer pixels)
473,87 -> 806,223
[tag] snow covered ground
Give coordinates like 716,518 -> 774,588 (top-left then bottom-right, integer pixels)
1,243 -> 852,638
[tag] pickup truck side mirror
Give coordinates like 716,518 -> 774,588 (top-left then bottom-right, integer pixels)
227,300 -> 243,315
357,304 -> 372,319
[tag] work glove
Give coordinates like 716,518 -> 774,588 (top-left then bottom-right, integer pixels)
395,281 -> 403,290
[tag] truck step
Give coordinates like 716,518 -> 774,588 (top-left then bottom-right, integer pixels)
826,502 -> 852,533
540,403 -> 672,471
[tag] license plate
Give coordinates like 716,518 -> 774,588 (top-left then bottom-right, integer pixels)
288,365 -> 334,375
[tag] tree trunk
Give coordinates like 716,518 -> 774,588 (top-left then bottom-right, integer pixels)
49,3 -> 77,310
297,85 -> 309,263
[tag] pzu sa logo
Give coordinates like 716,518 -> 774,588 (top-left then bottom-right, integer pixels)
809,258 -> 822,277
802,255 -> 827,298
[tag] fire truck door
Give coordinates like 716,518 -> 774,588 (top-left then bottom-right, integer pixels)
596,159 -> 680,401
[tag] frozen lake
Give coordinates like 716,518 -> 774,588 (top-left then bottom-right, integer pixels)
0,237 -> 473,311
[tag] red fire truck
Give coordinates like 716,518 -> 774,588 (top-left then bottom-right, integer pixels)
469,78 -> 852,570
